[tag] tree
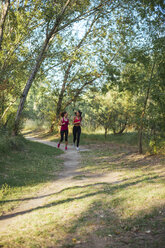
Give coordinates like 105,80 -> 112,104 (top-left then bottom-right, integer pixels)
14,0 -> 113,134
49,15 -> 99,132
0,0 -> 47,129
84,90 -> 133,139
0,0 -> 10,50
121,45 -> 165,153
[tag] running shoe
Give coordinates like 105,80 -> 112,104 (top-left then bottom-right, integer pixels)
73,143 -> 75,148
65,146 -> 67,150
76,147 -> 80,151
57,143 -> 60,148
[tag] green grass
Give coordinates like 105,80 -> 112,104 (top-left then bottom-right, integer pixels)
0,133 -> 26,153
50,131 -> 138,147
78,145 -> 165,247
23,127 -> 165,154
23,126 -> 138,147
0,139 -> 63,215
0,140 -> 164,248
81,132 -> 138,145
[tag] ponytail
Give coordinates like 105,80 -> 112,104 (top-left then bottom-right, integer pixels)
78,110 -> 82,116
61,111 -> 66,117
78,110 -> 82,120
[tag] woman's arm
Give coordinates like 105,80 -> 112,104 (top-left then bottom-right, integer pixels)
77,117 -> 82,124
72,116 -> 76,125
59,118 -> 64,126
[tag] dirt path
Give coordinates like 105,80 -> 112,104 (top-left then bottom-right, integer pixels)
0,138 -> 91,234
0,138 -> 122,239
0,140 -> 81,233
1,138 -> 164,248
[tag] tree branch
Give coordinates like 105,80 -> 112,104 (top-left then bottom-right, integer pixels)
64,78 -> 97,109
0,0 -> 10,50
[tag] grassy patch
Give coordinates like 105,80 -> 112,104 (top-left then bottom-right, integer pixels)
80,132 -> 138,146
0,142 -> 164,248
0,133 -> 25,153
72,175 -> 88,180
23,127 -> 165,155
0,139 -> 63,215
78,145 -> 165,247
26,128 -> 138,147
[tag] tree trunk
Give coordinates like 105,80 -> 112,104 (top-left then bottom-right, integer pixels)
49,17 -> 97,132
138,60 -> 156,154
114,120 -> 127,135
138,128 -> 143,154
0,99 -> 16,124
0,92 -> 5,127
13,1 -> 112,135
64,78 -> 96,109
14,38 -> 50,135
0,0 -> 10,50
105,127 -> 107,139
56,63 -> 73,115
14,1 -> 72,135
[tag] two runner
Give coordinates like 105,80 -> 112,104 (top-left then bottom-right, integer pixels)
57,110 -> 82,151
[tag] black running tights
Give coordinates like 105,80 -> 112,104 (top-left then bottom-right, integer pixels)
73,126 -> 81,147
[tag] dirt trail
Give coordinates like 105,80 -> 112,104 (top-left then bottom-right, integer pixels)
0,138 -> 120,235
0,138 -> 81,233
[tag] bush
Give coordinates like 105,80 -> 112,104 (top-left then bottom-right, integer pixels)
0,130 -> 26,153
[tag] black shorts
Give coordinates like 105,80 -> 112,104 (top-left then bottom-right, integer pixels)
60,130 -> 68,142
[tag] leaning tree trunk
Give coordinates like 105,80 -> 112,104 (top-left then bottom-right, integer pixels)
49,17 -> 97,132
114,120 -> 127,135
14,38 -> 50,135
138,60 -> 156,154
49,62 -> 72,132
14,1 -> 72,135
13,1 -> 113,135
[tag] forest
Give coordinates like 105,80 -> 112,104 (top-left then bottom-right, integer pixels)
0,1 -> 165,248
0,0 -> 165,154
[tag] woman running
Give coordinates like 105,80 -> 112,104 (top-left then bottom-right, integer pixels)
58,111 -> 69,150
73,110 -> 82,151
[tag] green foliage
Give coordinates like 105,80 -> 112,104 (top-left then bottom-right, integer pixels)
0,0 -> 164,153
83,89 -> 133,137
0,130 -> 25,153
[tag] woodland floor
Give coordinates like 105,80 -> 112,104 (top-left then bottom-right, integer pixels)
0,132 -> 165,248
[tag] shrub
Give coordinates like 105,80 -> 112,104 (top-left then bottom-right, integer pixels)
0,129 -> 26,153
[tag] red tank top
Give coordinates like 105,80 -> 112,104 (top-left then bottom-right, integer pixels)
74,116 -> 81,126
61,117 -> 69,131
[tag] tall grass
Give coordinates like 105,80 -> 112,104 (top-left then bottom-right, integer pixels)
81,131 -> 138,146
23,119 -> 50,132
0,129 -> 26,153
51,130 -> 139,147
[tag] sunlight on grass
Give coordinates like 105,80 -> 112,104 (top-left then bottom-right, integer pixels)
0,187 -> 99,247
0,134 -> 165,247
0,140 -> 63,216
1,173 -> 164,247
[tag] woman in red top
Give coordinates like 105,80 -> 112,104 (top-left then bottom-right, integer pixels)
58,111 -> 69,150
73,110 -> 82,151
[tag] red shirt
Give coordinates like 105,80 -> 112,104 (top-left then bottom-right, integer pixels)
73,116 -> 81,126
61,117 -> 69,131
